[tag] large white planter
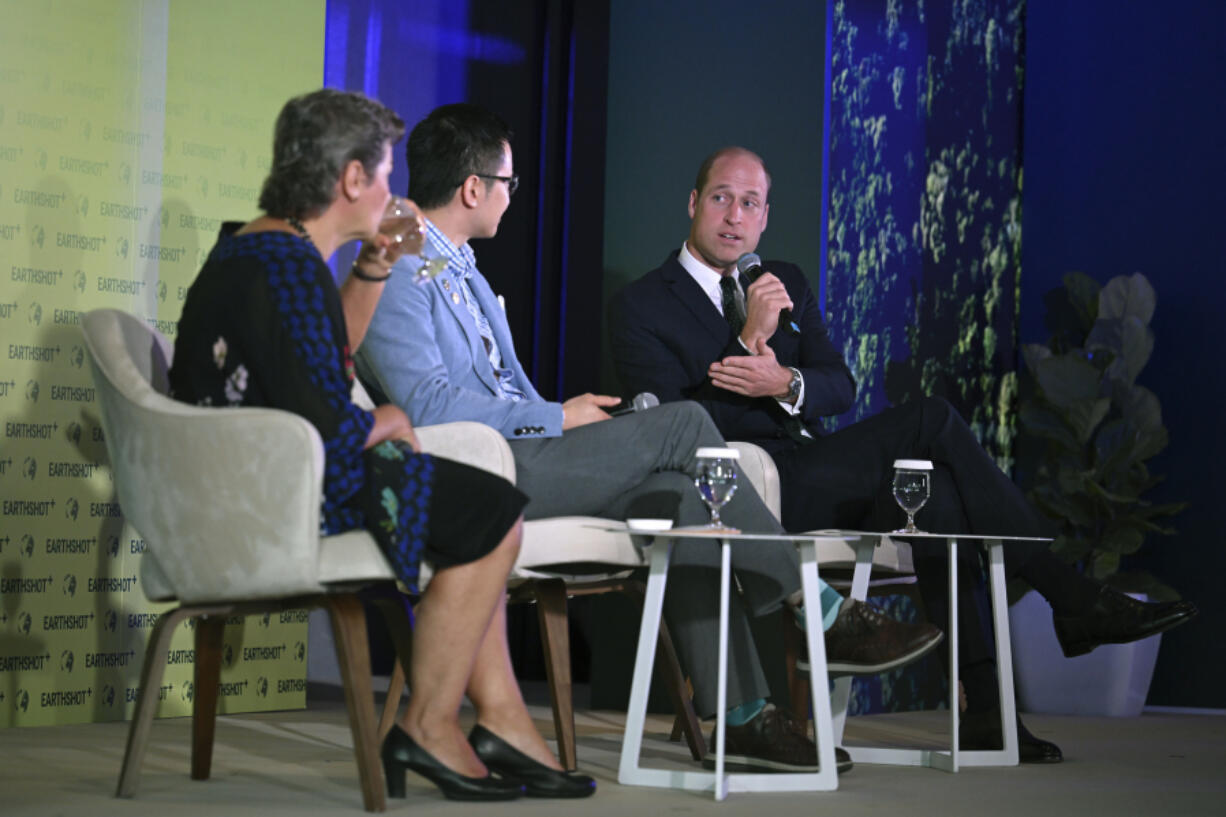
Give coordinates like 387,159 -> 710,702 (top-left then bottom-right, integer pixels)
1008,589 -> 1162,717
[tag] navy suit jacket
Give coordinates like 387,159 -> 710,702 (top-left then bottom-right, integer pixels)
608,252 -> 856,454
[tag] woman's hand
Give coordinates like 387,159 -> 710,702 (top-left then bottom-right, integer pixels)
364,403 -> 421,452
358,196 -> 425,274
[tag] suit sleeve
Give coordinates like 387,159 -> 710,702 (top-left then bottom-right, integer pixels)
355,264 -> 564,439
781,268 -> 856,422
608,286 -> 758,432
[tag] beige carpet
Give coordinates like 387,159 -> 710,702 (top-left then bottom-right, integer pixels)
2,692 -> 1222,817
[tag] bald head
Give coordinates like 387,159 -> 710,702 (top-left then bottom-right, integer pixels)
693,147 -> 771,198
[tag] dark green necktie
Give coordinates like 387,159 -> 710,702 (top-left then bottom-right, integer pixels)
720,275 -> 744,339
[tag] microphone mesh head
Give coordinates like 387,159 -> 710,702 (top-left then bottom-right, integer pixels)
633,392 -> 660,411
736,253 -> 762,274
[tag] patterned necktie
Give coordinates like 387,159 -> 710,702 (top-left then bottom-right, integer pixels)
720,275 -> 744,339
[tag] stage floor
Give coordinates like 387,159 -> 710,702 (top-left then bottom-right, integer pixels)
3,684 -> 1223,816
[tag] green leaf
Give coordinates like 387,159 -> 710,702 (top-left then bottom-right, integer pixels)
1062,271 -> 1101,330
1098,273 -> 1155,324
1033,354 -> 1101,406
1091,551 -> 1120,580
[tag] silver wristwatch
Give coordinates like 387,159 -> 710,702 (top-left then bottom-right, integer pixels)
784,367 -> 802,400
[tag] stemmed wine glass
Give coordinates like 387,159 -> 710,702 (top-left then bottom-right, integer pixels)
693,447 -> 740,529
892,458 -> 933,534
380,196 -> 448,285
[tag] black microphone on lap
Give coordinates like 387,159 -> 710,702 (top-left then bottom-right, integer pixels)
736,252 -> 800,335
610,392 -> 660,416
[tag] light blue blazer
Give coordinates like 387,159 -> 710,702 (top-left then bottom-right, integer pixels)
355,252 -> 564,439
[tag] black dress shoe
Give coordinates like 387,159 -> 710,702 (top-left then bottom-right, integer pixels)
699,704 -> 853,774
382,725 -> 524,801
469,724 -> 596,798
825,599 -> 945,675
960,709 -> 1063,763
1053,586 -> 1198,658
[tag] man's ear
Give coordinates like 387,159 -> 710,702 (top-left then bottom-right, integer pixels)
688,189 -> 698,219
340,159 -> 366,202
458,175 -> 482,209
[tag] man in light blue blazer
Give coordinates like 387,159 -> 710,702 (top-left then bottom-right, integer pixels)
355,104 -> 941,774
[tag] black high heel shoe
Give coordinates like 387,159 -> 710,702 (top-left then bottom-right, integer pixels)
381,725 -> 524,801
469,724 -> 596,798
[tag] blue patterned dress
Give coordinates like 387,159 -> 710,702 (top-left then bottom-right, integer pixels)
169,228 -> 525,592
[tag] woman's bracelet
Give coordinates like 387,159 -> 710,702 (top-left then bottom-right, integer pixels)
349,262 -> 391,282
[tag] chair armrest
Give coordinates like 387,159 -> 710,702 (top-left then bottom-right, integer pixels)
729,441 -> 780,521
416,421 -> 516,483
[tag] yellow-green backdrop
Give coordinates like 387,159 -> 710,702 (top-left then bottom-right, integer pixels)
1,0 -> 324,727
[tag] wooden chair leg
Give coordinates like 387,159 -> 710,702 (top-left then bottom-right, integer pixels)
191,613 -> 226,780
620,580 -> 706,761
116,606 -> 194,798
782,607 -> 809,721
326,594 -> 386,813
379,661 -> 406,741
369,592 -> 415,741
658,626 -> 706,761
532,579 -> 577,771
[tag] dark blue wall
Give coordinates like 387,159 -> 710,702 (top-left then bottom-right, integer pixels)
1022,1 -> 1226,706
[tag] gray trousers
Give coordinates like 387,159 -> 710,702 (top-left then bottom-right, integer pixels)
509,401 -> 801,716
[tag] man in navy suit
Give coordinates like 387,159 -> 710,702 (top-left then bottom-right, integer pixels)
356,106 -> 943,774
608,146 -> 1198,762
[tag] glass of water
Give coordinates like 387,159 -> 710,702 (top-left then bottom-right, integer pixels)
694,447 -> 740,528
380,196 -> 448,284
892,459 -> 933,534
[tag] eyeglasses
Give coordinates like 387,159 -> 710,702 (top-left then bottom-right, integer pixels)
474,173 -> 519,196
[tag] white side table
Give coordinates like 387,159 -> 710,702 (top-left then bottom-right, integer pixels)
816,530 -> 1051,772
610,526 -> 853,800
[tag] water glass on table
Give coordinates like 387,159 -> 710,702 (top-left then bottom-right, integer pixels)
694,447 -> 740,529
892,458 -> 932,534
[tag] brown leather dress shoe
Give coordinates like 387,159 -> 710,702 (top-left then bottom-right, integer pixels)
824,599 -> 944,675
1053,586 -> 1198,657
700,704 -> 853,773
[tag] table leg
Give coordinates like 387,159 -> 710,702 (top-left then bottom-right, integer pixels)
959,540 -> 1020,767
618,538 -> 673,787
713,538 -> 731,801
831,535 -> 877,745
948,538 -> 960,772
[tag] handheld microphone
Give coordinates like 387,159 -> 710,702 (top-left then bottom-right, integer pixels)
610,392 -> 659,416
736,253 -> 800,334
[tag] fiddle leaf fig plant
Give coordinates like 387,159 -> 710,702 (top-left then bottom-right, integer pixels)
1018,271 -> 1185,601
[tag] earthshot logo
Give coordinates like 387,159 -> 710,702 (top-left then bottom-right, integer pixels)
73,270 -> 86,292
181,680 -> 194,703
68,345 -> 84,368
60,649 -> 74,672
65,497 -> 79,521
78,195 -> 89,217
14,689 -> 29,713
256,676 -> 268,698
18,612 -> 32,635
20,534 -> 34,558
105,535 -> 119,557
157,280 -> 167,302
66,421 -> 82,445
103,610 -> 117,632
25,379 -> 38,402
115,237 -> 129,260
27,302 -> 42,326
22,456 -> 36,479
62,573 -> 77,597
222,644 -> 235,667
101,684 -> 116,708
294,641 -> 306,662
